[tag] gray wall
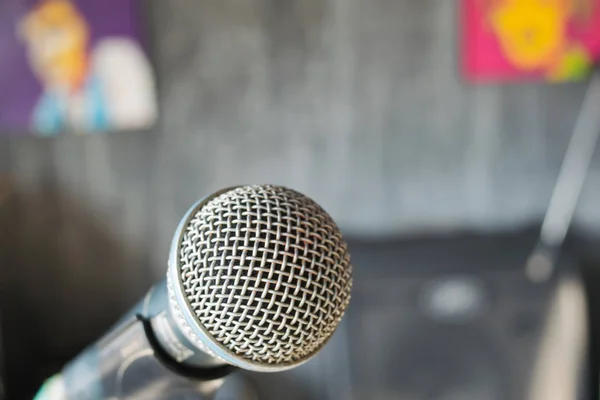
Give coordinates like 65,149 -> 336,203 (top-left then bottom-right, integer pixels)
1,0 -> 598,279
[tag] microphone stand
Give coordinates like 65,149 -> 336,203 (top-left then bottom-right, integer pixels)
525,69 -> 600,282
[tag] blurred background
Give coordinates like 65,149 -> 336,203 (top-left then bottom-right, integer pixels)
1,0 -> 600,399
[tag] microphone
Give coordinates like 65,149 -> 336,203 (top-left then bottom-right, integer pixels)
35,185 -> 353,399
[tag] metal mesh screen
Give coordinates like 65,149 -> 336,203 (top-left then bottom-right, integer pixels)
177,185 -> 352,366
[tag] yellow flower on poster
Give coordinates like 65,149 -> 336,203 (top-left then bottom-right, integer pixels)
490,0 -> 567,70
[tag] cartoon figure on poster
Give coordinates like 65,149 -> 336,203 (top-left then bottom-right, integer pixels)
17,0 -> 156,135
463,0 -> 600,81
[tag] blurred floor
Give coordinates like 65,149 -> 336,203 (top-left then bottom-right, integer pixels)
1,200 -> 598,399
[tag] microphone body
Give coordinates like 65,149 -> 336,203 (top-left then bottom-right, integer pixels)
35,280 -> 234,400
34,185 -> 353,400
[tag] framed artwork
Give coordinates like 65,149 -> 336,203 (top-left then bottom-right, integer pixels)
0,0 -> 157,136
462,0 -> 600,82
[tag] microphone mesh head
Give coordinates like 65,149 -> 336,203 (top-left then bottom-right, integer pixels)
175,185 -> 352,369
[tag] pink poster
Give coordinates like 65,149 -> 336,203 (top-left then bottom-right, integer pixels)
462,0 -> 600,82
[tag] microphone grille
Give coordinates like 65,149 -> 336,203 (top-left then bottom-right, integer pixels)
175,185 -> 352,369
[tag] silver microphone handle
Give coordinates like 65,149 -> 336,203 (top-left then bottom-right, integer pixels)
33,279 -> 236,400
